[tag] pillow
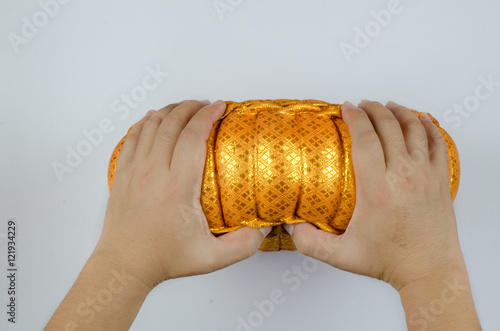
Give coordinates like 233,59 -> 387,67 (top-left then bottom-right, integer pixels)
107,100 -> 460,251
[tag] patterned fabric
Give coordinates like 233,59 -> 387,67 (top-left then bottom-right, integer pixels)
107,100 -> 460,251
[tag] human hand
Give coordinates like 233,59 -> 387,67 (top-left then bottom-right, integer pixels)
47,99 -> 479,331
96,100 -> 271,289
285,100 -> 465,291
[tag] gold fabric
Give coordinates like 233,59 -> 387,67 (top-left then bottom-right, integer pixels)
107,100 -> 460,251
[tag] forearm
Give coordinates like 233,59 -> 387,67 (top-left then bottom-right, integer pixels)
399,264 -> 481,331
45,250 -> 151,330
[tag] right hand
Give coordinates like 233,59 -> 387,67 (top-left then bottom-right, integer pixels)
284,100 -> 466,291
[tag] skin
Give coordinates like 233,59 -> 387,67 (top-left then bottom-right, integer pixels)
45,99 -> 481,330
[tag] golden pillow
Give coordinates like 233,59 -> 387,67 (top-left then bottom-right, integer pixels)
107,100 -> 460,251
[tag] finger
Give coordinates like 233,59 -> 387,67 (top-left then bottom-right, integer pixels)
134,103 -> 180,160
157,102 -> 182,114
385,101 -> 429,163
358,100 -> 409,166
117,110 -> 155,168
420,113 -> 449,170
341,101 -> 386,182
289,223 -> 344,268
170,100 -> 226,188
150,100 -> 211,165
209,226 -> 272,269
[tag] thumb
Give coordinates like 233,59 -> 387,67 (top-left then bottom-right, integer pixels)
210,226 -> 272,269
285,223 -> 345,267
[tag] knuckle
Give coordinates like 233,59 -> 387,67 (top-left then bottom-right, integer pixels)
155,108 -> 171,117
431,131 -> 448,152
130,166 -> 155,192
295,235 -> 314,257
423,122 -> 442,138
181,125 -> 202,143
126,127 -> 142,141
433,130 -> 446,143
363,101 -> 382,108
380,116 -> 401,130
244,231 -> 261,251
199,251 -> 218,274
144,114 -> 162,127
414,139 -> 430,155
393,105 -> 409,112
357,130 -> 379,145
156,125 -> 177,146
373,180 -> 393,203
181,99 -> 204,108
248,230 -> 262,247
157,103 -> 179,115
351,108 -> 370,121
438,145 -> 449,161
166,111 -> 186,126
236,230 -> 261,259
238,228 -> 253,243
409,147 -> 428,164
205,251 -> 218,269
245,241 -> 260,258
435,137 -> 448,151
387,138 -> 407,154
163,103 -> 177,109
405,118 -> 424,132
367,154 -> 385,171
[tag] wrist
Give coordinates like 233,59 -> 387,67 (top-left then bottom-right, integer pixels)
387,241 -> 468,291
91,240 -> 158,294
93,228 -> 172,288
398,263 -> 469,299
45,245 -> 152,330
398,266 -> 480,330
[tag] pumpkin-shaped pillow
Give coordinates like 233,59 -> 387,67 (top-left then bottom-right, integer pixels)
108,100 -> 460,251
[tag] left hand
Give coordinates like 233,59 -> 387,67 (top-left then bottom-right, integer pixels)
96,100 -> 271,288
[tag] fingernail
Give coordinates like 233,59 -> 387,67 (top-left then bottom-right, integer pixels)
283,224 -> 294,236
144,110 -> 155,119
420,112 -> 432,122
359,99 -> 370,105
342,101 -> 356,110
260,227 -> 272,237
200,100 -> 211,105
386,101 -> 399,108
211,100 -> 225,106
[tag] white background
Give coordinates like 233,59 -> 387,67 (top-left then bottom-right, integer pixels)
1,0 -> 499,330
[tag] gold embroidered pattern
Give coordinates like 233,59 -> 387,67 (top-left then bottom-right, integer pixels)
108,100 -> 460,251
